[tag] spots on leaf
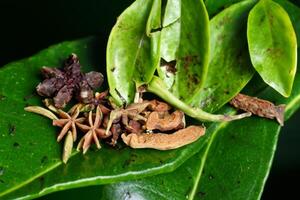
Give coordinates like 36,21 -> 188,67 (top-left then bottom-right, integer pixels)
0,94 -> 6,101
8,124 -> 16,136
0,167 -> 5,176
41,156 -> 48,164
13,142 -> 20,148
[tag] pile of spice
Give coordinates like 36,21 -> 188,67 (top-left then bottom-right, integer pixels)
25,54 -> 285,164
25,54 -> 206,163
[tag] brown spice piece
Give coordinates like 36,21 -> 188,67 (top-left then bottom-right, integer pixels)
146,110 -> 185,131
105,103 -> 150,135
110,123 -> 122,146
52,106 -> 86,142
125,120 -> 143,134
36,54 -> 104,108
230,93 -> 285,126
148,100 -> 171,112
76,106 -> 112,153
121,125 -> 205,150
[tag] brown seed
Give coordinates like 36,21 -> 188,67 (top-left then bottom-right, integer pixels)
121,125 -> 205,150
230,93 -> 285,126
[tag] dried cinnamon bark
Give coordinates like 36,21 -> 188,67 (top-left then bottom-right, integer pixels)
121,125 -> 205,150
230,93 -> 285,126
146,110 -> 185,131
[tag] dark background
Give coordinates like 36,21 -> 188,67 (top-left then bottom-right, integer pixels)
0,0 -> 299,199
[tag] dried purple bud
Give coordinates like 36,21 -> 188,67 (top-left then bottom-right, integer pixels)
41,67 -> 65,79
36,53 -> 104,108
54,86 -> 73,108
37,78 -> 61,97
85,71 -> 104,89
77,80 -> 94,104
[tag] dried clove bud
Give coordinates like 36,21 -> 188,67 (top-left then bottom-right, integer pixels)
121,125 -> 205,150
230,93 -> 285,126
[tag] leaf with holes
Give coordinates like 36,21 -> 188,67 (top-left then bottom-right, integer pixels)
158,0 -> 210,102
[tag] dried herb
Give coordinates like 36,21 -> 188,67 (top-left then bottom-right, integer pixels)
121,125 -> 205,150
36,54 -> 104,108
146,110 -> 185,131
230,93 -> 285,126
24,106 -> 58,120
76,106 -> 112,154
52,105 -> 86,142
62,131 -> 73,164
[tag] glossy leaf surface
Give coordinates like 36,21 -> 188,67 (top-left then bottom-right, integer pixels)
106,0 -> 160,105
158,0 -> 210,102
99,53 -> 300,200
189,0 -> 255,112
247,0 -> 297,97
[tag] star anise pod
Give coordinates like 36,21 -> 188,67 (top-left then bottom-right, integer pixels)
76,106 -> 112,154
36,54 -> 104,108
52,105 -> 86,142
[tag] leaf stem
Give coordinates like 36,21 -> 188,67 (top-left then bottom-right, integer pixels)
148,76 -> 251,122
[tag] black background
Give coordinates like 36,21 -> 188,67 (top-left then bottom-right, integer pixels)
0,0 -> 299,199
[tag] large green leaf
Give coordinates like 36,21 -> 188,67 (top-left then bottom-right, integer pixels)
247,0 -> 297,97
275,0 -> 300,46
158,0 -> 210,102
0,37 -> 211,199
189,0 -> 255,113
106,0 -> 160,106
98,52 -> 300,200
205,0 -> 300,46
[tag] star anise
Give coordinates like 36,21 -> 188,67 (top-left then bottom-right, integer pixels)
76,106 -> 112,154
52,105 -> 86,142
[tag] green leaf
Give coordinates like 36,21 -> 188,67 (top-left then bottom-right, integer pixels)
247,0 -> 297,97
106,0 -> 161,106
205,0 -> 246,17
189,0 -> 256,113
274,0 -> 300,46
158,0 -> 210,102
0,37 -> 220,200
98,54 -> 300,200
